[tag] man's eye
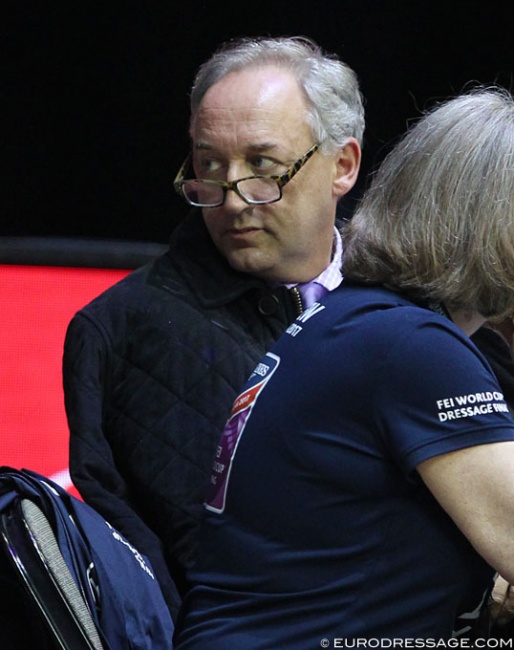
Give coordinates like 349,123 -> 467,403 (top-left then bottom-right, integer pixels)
251,156 -> 278,173
196,158 -> 222,176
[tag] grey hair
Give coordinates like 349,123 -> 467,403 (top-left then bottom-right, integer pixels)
342,87 -> 514,318
189,36 -> 365,153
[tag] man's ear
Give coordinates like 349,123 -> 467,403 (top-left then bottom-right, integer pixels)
332,138 -> 361,198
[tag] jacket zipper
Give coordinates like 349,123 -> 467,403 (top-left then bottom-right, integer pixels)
290,286 -> 304,317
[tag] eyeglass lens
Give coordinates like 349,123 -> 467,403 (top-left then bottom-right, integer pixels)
182,177 -> 281,206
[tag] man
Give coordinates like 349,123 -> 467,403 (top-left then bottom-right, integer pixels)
62,35 -> 363,619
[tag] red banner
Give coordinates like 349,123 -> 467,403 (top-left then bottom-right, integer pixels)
0,265 -> 129,497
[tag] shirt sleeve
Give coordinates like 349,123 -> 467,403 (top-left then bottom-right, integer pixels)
372,315 -> 514,475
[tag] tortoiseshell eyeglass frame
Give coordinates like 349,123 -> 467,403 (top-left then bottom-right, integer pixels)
173,142 -> 320,207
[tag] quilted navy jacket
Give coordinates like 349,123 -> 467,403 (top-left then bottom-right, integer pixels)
63,210 -> 301,620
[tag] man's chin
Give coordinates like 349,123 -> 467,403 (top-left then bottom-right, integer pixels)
225,252 -> 275,280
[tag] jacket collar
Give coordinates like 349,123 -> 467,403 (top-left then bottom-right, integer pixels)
166,209 -> 268,308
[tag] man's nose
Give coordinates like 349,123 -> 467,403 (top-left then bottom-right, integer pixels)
220,163 -> 246,210
222,185 -> 250,212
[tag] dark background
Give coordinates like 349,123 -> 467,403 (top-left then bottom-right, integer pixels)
4,1 -> 514,244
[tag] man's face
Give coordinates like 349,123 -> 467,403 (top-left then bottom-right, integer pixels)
190,67 -> 356,283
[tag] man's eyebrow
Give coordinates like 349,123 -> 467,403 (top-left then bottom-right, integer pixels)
193,142 -> 279,153
193,142 -> 213,151
247,143 -> 279,153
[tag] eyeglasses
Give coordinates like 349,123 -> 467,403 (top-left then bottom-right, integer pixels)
173,142 -> 320,208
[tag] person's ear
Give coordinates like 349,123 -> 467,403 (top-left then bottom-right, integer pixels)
332,138 -> 361,198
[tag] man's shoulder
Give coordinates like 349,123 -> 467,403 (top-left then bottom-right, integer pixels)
66,252 -> 198,345
77,211 -> 204,313
78,252 -> 176,312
